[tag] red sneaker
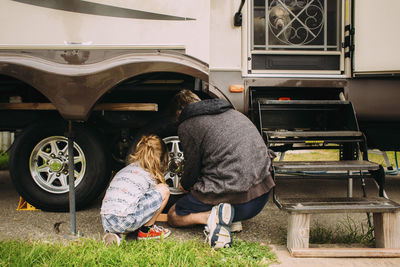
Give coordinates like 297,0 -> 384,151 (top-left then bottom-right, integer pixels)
137,225 -> 171,240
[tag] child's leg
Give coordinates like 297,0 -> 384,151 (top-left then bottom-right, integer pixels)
137,183 -> 171,240
101,214 -> 127,245
144,183 -> 170,226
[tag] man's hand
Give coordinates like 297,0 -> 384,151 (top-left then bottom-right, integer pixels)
178,182 -> 189,194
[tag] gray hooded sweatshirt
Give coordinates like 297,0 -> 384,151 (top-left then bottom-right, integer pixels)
178,99 -> 275,205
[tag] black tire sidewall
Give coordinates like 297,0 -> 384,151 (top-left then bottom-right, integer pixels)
9,121 -> 111,211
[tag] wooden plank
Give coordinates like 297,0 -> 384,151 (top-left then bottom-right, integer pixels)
287,213 -> 310,251
290,248 -> 400,258
0,103 -> 158,111
156,213 -> 168,222
93,103 -> 158,111
374,212 -> 400,248
0,103 -> 56,110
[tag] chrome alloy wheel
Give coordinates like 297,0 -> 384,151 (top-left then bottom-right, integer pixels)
29,136 -> 86,194
163,136 -> 184,195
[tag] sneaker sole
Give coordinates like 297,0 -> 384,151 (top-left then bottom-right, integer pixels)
103,233 -> 122,246
218,203 -> 234,227
231,221 -> 242,233
210,224 -> 232,249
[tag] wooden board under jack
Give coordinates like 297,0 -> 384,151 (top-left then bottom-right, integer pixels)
156,213 -> 168,222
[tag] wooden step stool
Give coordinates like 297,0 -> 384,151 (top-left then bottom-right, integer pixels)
281,197 -> 400,257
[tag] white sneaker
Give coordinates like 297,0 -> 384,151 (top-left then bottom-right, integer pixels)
102,232 -> 123,246
231,221 -> 243,233
204,203 -> 234,249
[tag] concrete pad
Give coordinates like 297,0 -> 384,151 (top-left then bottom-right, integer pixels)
270,245 -> 400,267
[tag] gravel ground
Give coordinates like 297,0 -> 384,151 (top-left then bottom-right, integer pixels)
1,169 -> 400,266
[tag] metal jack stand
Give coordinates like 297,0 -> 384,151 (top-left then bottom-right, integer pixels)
66,120 -> 80,239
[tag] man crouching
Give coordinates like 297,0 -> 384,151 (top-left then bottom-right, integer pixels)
167,89 -> 275,249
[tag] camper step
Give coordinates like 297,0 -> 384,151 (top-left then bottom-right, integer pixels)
265,130 -> 362,138
273,160 -> 380,172
265,130 -> 364,144
279,197 -> 400,214
254,97 -> 360,136
258,99 -> 349,105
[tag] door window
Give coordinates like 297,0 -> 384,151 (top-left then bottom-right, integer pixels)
250,0 -> 343,72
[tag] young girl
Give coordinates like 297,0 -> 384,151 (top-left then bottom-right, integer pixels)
101,134 -> 171,245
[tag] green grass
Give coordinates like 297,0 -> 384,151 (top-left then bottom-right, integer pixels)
0,238 -> 277,267
309,217 -> 375,247
0,151 -> 9,170
367,150 -> 398,169
282,149 -> 339,161
280,149 -> 399,169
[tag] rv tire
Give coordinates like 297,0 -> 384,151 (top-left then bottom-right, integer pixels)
9,121 -> 111,211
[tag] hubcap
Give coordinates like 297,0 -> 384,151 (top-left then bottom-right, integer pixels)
48,159 -> 63,172
163,136 -> 184,195
29,136 -> 86,194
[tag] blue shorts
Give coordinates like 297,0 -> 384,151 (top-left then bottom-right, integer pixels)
175,191 -> 270,222
101,188 -> 162,234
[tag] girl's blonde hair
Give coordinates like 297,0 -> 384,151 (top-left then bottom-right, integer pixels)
127,134 -> 168,184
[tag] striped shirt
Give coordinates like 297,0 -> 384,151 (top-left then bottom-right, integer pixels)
100,162 -> 157,217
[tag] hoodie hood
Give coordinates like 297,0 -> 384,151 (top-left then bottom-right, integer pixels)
179,99 -> 233,123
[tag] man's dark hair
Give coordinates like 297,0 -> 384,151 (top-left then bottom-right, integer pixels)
170,89 -> 201,120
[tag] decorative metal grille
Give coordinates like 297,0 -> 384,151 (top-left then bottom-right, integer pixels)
253,0 -> 340,51
269,0 -> 324,45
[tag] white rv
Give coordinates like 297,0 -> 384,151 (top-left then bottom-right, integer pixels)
0,0 -> 399,211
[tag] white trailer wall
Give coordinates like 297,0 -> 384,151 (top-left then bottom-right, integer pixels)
0,0 -> 210,63
353,0 -> 400,74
